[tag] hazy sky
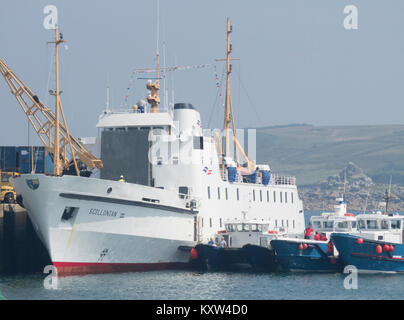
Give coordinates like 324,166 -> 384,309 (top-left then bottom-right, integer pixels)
1,0 -> 404,145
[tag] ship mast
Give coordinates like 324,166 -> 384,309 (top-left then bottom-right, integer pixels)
47,26 -> 81,176
222,18 -> 236,158
147,1 -> 161,113
218,19 -> 252,169
48,26 -> 65,176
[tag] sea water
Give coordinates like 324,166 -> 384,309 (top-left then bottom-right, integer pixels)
1,211 -> 404,300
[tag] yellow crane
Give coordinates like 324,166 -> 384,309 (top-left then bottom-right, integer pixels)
0,26 -> 103,176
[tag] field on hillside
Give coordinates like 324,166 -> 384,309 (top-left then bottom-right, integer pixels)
255,124 -> 404,185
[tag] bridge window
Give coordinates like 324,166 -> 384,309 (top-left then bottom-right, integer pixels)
391,220 -> 401,229
207,186 -> 211,199
381,220 -> 389,230
267,190 -> 270,202
253,190 -> 256,201
260,190 -> 263,202
217,187 -> 220,200
291,192 -> 294,203
366,220 -> 378,230
312,221 -> 321,229
225,188 -> 228,200
285,192 -> 288,203
210,218 -> 212,228
336,221 -> 348,231
236,188 -> 240,200
280,192 -> 283,203
273,191 -> 276,203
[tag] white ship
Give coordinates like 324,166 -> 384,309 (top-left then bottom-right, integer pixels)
6,20 -> 305,275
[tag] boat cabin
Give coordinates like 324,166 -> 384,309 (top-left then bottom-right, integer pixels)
356,212 -> 404,244
219,219 -> 286,249
309,197 -> 357,239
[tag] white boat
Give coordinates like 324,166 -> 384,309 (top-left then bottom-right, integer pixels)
9,20 -> 305,275
332,191 -> 404,273
308,197 -> 357,240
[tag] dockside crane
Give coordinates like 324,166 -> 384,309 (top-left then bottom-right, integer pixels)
0,27 -> 103,176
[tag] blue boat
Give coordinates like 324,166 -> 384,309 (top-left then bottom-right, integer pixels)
271,239 -> 343,272
331,211 -> 404,273
193,244 -> 250,271
269,197 -> 357,272
242,244 -> 280,272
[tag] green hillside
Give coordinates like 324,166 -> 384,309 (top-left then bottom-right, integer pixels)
255,124 -> 404,186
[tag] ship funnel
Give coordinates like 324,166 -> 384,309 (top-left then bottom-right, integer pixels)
173,103 -> 202,135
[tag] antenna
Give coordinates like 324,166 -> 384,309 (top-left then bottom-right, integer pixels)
384,189 -> 390,214
106,73 -> 110,111
384,175 -> 393,214
363,188 -> 370,214
388,175 -> 392,195
163,42 -> 168,111
343,168 -> 347,199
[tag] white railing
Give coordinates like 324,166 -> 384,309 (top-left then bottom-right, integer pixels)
270,174 -> 296,186
220,169 -> 296,186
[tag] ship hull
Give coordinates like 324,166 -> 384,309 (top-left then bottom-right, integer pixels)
193,244 -> 250,270
331,233 -> 404,273
11,174 -> 197,276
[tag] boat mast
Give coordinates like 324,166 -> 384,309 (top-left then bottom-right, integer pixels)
384,176 -> 392,214
384,189 -> 390,214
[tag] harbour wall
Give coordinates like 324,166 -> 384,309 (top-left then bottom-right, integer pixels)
0,204 -> 51,275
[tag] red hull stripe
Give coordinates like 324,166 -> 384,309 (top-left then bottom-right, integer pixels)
53,261 -> 190,276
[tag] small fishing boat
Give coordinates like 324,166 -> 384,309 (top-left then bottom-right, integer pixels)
331,191 -> 404,273
191,219 -> 286,271
270,197 -> 357,272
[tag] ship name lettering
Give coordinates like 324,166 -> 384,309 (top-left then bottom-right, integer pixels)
89,208 -> 117,217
